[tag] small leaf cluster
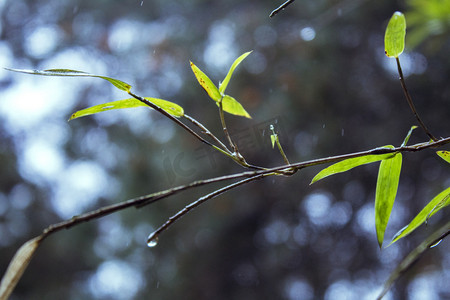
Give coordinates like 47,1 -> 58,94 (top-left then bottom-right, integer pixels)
190,51 -> 252,118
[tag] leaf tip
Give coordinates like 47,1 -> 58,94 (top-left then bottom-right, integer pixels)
378,240 -> 384,249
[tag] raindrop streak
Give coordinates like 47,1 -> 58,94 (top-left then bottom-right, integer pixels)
147,232 -> 159,247
140,0 -> 144,6
429,239 -> 443,248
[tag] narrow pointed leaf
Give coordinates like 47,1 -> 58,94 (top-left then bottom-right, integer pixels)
219,51 -> 252,95
401,126 -> 417,147
69,97 -> 184,120
310,148 -> 397,184
6,68 -> 132,92
437,151 -> 450,164
0,235 -> 44,300
384,11 -> 406,58
190,62 -> 221,101
271,134 -> 277,148
377,220 -> 450,300
219,95 -> 251,118
375,152 -> 403,248
427,192 -> 450,221
389,187 -> 450,245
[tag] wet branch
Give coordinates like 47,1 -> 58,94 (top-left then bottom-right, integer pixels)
147,173 -> 268,245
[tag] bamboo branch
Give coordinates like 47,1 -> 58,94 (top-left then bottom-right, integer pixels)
128,91 -> 217,148
147,174 -> 268,245
40,136 -> 450,238
218,97 -> 237,153
184,113 -> 231,154
395,57 -> 438,141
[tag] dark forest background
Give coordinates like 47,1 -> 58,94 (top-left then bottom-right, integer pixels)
0,0 -> 449,299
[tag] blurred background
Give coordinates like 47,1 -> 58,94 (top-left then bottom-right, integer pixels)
0,0 -> 449,299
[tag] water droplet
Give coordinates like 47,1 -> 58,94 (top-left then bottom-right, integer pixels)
147,232 -> 159,247
429,239 -> 443,248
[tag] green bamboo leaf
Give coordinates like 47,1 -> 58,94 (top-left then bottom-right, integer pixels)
189,61 -> 221,101
219,95 -> 251,118
271,134 -> 277,148
437,151 -> 450,164
401,126 -> 417,147
427,192 -> 450,220
6,68 -> 132,92
384,11 -> 406,58
310,147 -> 396,184
219,51 -> 252,95
375,152 -> 403,248
69,97 -> 184,120
389,187 -> 450,245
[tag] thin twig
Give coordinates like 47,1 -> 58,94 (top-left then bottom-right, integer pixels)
184,113 -> 264,170
183,114 -> 231,153
147,174 -> 268,244
270,124 -> 290,165
269,0 -> 296,18
42,171 -> 261,236
218,98 -> 237,152
129,92 -> 241,161
395,57 -> 438,141
216,98 -> 255,167
128,92 -> 216,147
129,92 -> 257,167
